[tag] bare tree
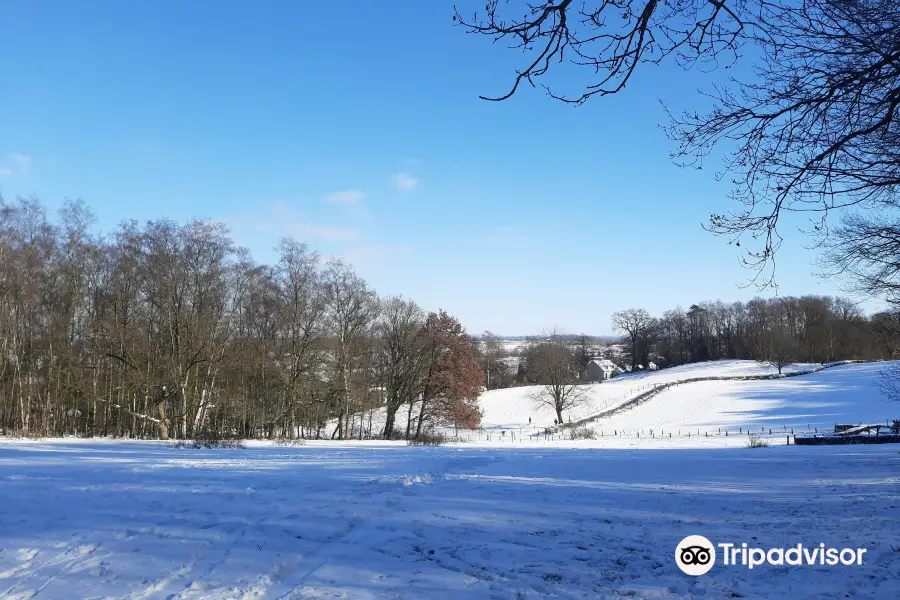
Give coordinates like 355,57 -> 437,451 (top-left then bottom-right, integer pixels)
670,1 -> 900,286
525,329 -> 584,424
455,1 -> 900,287
478,330 -> 509,390
611,308 -> 653,371
270,240 -> 326,438
322,260 -> 379,440
453,0 -> 749,104
878,362 -> 900,403
758,328 -> 798,375
871,311 -> 900,360
377,296 -> 426,439
0,196 -> 488,440
823,213 -> 900,305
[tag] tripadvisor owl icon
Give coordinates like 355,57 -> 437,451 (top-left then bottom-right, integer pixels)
676,535 -> 716,576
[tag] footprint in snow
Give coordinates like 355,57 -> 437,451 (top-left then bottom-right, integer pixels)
16,549 -> 39,562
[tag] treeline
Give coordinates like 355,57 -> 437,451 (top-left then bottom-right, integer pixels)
0,197 -> 482,440
612,298 -> 897,370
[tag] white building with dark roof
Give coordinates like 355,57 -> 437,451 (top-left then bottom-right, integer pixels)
583,359 -> 622,382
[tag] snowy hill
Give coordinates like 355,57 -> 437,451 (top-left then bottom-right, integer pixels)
591,361 -> 896,437
477,360 -> 826,431
332,360 -> 898,447
469,360 -> 898,447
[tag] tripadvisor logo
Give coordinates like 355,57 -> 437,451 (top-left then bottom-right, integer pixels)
675,535 -> 716,575
675,536 -> 868,575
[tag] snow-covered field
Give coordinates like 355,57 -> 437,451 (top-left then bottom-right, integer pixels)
1,360 -> 899,599
478,361 -> 879,432
593,362 -> 895,440
1,441 -> 898,599
363,361 -> 827,441
399,361 -> 897,448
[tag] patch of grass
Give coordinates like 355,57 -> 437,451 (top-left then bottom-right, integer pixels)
273,438 -> 306,447
746,434 -> 769,449
171,430 -> 245,449
407,432 -> 446,446
384,428 -> 405,440
1,432 -> 45,441
567,427 -> 597,440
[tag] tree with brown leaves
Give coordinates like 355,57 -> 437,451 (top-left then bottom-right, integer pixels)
415,310 -> 483,439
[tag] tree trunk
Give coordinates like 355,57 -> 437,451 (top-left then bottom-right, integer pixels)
383,399 -> 399,439
405,400 -> 414,439
415,397 -> 428,439
156,398 -> 169,440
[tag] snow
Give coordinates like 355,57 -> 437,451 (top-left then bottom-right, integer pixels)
1,360 -> 899,598
582,361 -> 898,441
1,440 -> 898,599
343,361 -> 878,443
409,361 -> 887,443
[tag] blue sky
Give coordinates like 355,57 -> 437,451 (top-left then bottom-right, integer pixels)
0,0 -> 880,335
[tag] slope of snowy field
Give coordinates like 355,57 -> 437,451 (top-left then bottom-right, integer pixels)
354,360 -> 828,438
592,362 -> 896,438
478,360 -> 832,431
467,361 -> 899,448
0,440 -> 898,600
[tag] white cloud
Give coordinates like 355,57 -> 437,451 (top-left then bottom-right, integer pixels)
320,244 -> 414,275
0,154 -> 32,178
394,172 -> 419,191
224,202 -> 360,245
220,202 -> 414,275
341,243 -> 413,265
323,189 -> 366,204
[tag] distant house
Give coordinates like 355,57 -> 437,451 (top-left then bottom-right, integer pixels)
498,356 -> 521,376
584,359 -> 622,382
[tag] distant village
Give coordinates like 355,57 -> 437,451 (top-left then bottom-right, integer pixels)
475,335 -> 660,391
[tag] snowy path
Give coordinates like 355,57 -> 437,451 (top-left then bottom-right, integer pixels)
1,440 -> 898,599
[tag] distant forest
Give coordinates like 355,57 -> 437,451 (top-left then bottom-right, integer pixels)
611,300 -> 893,371
475,299 -> 896,390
